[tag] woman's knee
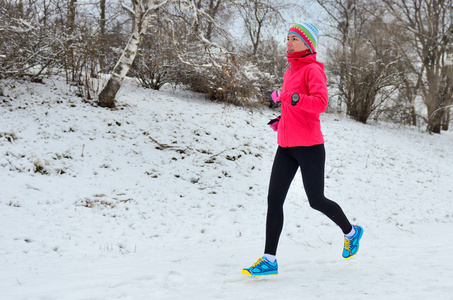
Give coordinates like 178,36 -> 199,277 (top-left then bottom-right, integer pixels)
308,196 -> 329,212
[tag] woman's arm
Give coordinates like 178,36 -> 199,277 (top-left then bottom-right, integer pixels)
281,65 -> 328,114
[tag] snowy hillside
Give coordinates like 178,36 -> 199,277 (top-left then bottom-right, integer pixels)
1,78 -> 452,299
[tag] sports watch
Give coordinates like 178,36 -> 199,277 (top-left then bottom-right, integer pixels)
291,93 -> 300,106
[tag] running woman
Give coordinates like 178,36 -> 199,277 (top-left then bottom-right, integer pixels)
242,22 -> 363,277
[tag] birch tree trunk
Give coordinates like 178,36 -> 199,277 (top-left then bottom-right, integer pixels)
98,0 -> 157,108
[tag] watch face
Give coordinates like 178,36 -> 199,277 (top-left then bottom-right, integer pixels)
292,93 -> 299,101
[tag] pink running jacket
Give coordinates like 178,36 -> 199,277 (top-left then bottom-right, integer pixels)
277,51 -> 328,147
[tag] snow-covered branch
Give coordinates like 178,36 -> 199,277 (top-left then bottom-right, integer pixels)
430,104 -> 453,118
0,18 -> 34,33
143,0 -> 173,19
121,0 -> 135,16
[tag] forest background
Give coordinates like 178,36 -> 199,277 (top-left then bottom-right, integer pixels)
1,0 -> 453,133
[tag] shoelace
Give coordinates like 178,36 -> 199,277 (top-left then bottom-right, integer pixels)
344,237 -> 352,251
252,258 -> 265,267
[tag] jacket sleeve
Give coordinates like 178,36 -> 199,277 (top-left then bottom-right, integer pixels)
281,65 -> 328,114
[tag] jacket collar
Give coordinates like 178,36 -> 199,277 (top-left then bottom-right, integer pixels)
286,50 -> 312,59
285,50 -> 317,70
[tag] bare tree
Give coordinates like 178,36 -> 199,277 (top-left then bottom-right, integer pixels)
318,0 -> 403,123
316,0 -> 362,113
98,0 -> 237,108
235,0 -> 285,57
383,0 -> 453,133
130,20 -> 177,91
192,0 -> 232,42
0,0 -> 56,81
98,0 -> 162,108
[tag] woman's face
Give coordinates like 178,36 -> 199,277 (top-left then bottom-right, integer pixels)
286,33 -> 309,52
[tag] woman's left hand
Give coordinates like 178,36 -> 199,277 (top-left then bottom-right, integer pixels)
270,91 -> 281,103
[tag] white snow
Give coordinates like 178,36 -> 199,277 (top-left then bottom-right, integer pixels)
1,77 -> 452,299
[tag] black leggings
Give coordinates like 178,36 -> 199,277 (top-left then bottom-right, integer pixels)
264,145 -> 352,255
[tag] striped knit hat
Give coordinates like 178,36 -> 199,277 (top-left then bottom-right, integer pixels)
288,23 -> 319,54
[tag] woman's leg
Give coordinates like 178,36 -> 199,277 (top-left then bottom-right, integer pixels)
292,144 -> 353,234
264,147 -> 299,255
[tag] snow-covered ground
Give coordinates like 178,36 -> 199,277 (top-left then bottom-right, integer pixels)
1,78 -> 452,300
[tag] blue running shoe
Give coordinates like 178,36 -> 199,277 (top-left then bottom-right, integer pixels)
343,225 -> 363,259
242,257 -> 278,276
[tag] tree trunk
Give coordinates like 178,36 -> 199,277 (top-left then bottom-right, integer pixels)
431,66 -> 451,133
429,111 -> 443,133
411,106 -> 417,126
442,108 -> 450,130
440,22 -> 453,132
98,1 -> 154,108
66,0 -> 77,83
99,0 -> 106,71
425,63 -> 442,133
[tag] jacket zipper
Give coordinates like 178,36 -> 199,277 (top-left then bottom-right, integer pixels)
283,63 -> 295,148
283,103 -> 289,147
